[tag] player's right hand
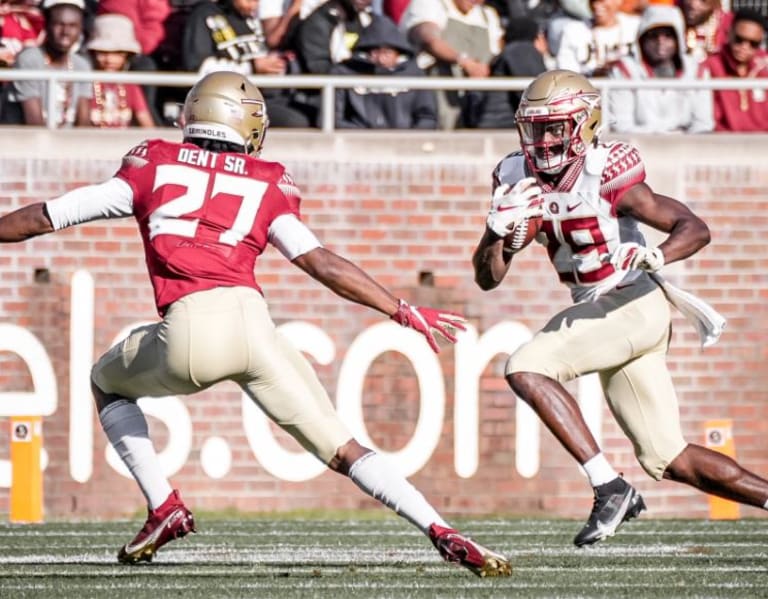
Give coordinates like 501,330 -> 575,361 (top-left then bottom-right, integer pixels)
486,178 -> 543,238
609,242 -> 665,272
390,300 -> 467,353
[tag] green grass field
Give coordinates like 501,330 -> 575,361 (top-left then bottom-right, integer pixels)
0,517 -> 766,598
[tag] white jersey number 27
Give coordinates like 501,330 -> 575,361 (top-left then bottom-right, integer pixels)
148,164 -> 268,247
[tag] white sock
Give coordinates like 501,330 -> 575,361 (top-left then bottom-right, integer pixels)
99,399 -> 173,509
348,452 -> 448,533
582,453 -> 620,487
763,498 -> 768,510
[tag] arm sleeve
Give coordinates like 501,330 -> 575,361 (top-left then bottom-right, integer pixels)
400,0 -> 446,31
268,214 -> 323,260
45,177 -> 134,230
259,0 -> 284,20
12,48 -> 44,101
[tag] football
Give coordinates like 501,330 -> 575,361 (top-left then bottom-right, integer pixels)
503,215 -> 543,253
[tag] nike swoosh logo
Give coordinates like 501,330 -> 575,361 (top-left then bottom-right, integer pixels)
122,510 -> 184,554
566,202 -> 582,212
595,492 -> 635,538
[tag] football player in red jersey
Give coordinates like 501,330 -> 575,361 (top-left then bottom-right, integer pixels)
473,69 -> 768,547
0,71 -> 511,577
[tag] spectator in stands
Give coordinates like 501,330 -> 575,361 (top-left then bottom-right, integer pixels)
294,0 -> 375,125
96,0 -> 171,125
296,0 -> 374,74
1,0 -> 92,126
330,15 -> 438,128
400,0 -> 503,129
182,0 -> 315,127
152,0 -> 200,125
260,0 -> 325,50
546,0 -> 592,57
86,14 -> 155,128
609,4 -> 713,132
0,0 -> 44,67
261,0 -> 303,49
97,0 -> 171,58
556,0 -> 640,75
461,16 -> 549,128
702,9 -> 768,131
483,0 -> 566,32
678,0 -> 732,61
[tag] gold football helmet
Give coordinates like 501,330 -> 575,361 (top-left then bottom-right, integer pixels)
515,70 -> 602,175
181,71 -> 269,156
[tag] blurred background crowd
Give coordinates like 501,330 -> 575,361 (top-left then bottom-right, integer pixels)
0,0 -> 765,131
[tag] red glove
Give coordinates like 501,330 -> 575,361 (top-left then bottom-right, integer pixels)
390,299 -> 467,353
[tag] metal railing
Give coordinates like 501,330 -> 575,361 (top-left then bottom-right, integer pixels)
2,68 -> 767,132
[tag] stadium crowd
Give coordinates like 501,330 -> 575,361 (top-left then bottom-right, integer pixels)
0,0 -> 766,130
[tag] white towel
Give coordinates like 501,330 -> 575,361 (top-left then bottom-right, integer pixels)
650,273 -> 726,348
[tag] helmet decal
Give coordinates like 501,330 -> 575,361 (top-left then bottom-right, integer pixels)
181,72 -> 270,156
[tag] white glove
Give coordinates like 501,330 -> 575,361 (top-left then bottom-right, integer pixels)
486,177 -> 544,238
609,242 -> 665,272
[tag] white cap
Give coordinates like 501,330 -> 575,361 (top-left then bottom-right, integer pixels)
86,14 -> 142,54
42,0 -> 86,10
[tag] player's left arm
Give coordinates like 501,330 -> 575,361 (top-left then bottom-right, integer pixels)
293,246 -> 466,353
615,182 -> 711,267
268,173 -> 465,352
293,246 -> 400,315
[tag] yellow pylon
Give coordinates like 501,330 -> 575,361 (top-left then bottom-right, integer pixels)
10,416 -> 43,523
704,419 -> 740,520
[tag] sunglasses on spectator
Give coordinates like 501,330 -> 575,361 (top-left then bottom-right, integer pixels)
731,34 -> 762,48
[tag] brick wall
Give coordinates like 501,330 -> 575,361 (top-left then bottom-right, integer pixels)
0,129 -> 766,521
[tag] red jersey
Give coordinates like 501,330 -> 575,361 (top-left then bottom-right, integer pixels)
89,82 -> 150,128
702,50 -> 768,132
115,139 -> 301,313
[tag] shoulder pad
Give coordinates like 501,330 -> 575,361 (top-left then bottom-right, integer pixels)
122,140 -> 150,168
278,169 -> 301,198
601,142 -> 645,188
584,143 -> 612,175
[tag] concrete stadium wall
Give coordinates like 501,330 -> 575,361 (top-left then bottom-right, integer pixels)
0,127 -> 766,521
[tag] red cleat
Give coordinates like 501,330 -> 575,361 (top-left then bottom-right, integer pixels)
117,490 -> 196,564
428,523 -> 512,577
